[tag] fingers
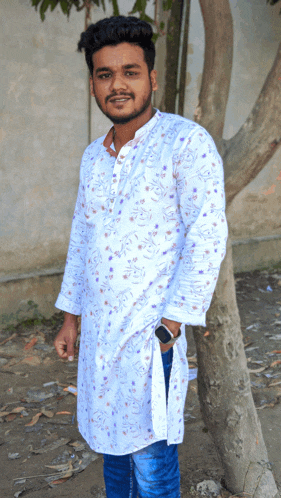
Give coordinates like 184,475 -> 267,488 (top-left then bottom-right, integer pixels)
66,339 -> 75,361
54,333 -> 76,361
54,337 -> 68,359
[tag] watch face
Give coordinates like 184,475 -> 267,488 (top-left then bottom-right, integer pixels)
155,326 -> 172,344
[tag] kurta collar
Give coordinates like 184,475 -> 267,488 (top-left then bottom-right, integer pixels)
103,108 -> 161,158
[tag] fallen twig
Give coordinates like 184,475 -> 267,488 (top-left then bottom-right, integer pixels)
0,333 -> 17,346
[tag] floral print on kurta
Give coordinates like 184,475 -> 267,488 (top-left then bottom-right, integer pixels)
55,109 -> 228,455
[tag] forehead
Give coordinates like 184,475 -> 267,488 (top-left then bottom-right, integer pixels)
92,42 -> 146,69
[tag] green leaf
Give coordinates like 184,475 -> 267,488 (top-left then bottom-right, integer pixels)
130,0 -> 147,15
49,0 -> 59,11
160,21 -> 165,30
31,0 -> 42,7
39,0 -> 52,21
140,13 -> 154,24
162,0 -> 173,12
152,32 -> 160,44
59,0 -> 69,15
100,0 -> 106,11
110,0 -> 120,16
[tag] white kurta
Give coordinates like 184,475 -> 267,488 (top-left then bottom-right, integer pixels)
55,109 -> 228,455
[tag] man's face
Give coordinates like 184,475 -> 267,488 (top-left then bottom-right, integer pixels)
90,42 -> 158,125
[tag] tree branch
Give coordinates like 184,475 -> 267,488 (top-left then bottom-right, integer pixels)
224,42 -> 281,207
195,0 -> 233,142
178,0 -> 191,117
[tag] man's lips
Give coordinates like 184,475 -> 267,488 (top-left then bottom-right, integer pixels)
109,96 -> 131,103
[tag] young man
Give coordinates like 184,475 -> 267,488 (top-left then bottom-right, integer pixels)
54,15 -> 228,498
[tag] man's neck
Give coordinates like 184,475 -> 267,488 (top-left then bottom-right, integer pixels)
113,104 -> 155,153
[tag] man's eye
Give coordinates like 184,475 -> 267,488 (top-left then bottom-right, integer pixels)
99,73 -> 111,79
126,72 -> 137,76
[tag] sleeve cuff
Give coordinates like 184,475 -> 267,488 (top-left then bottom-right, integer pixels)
162,304 -> 206,327
55,293 -> 81,316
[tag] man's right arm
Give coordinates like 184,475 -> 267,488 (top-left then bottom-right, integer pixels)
54,153 -> 88,360
54,312 -> 78,361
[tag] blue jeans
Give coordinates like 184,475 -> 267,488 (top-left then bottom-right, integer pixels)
103,347 -> 181,498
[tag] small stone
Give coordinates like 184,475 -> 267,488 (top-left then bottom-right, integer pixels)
8,453 -> 20,460
196,479 -> 221,496
0,358 -> 8,366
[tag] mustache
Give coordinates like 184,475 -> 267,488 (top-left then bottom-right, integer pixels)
106,94 -> 134,103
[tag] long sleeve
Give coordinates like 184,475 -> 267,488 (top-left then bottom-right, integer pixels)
55,156 -> 87,315
162,128 -> 228,326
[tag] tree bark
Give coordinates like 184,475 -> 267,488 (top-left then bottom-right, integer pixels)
193,240 -> 279,497
192,1 -> 280,495
223,42 -> 281,204
163,0 -> 189,113
178,0 -> 191,117
194,0 -> 233,142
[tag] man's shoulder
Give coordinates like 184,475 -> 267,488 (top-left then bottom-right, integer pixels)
82,135 -> 106,157
157,111 -> 212,148
158,111 -> 209,139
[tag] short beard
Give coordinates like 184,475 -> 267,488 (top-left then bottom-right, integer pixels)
102,96 -> 152,125
94,80 -> 153,125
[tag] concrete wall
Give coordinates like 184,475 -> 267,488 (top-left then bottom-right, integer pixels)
1,0 -> 281,326
1,0 -> 88,279
185,0 -> 281,248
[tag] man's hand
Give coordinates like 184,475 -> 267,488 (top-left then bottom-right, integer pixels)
159,318 -> 182,353
54,312 -> 78,361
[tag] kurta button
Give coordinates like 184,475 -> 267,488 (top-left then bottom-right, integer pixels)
110,199 -> 114,203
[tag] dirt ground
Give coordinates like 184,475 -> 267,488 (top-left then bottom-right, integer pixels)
1,268 -> 281,498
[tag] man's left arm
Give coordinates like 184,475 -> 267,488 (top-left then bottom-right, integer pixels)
162,128 -> 228,328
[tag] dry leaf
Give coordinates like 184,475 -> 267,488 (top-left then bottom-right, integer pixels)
248,366 -> 267,373
56,411 -> 73,415
204,331 -> 210,337
32,437 -> 71,454
63,386 -> 77,396
244,342 -> 253,348
41,409 -> 54,418
24,338 -> 38,350
0,407 -> 25,417
6,414 -> 17,422
12,406 -> 26,414
49,473 -> 73,486
268,380 -> 281,387
25,412 -> 42,427
256,402 -> 276,410
270,360 -> 281,368
21,356 -> 41,366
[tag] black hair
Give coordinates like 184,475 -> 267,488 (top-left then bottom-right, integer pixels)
77,16 -> 155,75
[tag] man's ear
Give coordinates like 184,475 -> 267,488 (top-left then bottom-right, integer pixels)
89,77 -> 95,97
150,69 -> 158,92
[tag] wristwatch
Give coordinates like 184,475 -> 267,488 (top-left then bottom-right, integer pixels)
155,321 -> 181,345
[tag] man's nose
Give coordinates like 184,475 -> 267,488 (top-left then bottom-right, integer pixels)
109,73 -> 128,91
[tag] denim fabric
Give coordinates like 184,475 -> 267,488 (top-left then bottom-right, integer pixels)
103,347 -> 181,498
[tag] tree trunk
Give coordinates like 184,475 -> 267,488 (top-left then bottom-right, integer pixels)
155,0 -> 280,493
189,0 -> 280,494
154,0 -> 191,115
194,0 -> 233,143
193,239 -> 279,496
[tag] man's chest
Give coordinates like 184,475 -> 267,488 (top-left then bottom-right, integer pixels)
83,151 -> 179,227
